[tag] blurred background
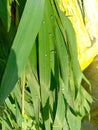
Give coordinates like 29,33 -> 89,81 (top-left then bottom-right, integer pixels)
81,55 -> 98,130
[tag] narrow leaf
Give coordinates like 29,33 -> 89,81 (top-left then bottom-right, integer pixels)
53,90 -> 65,130
39,0 -> 51,106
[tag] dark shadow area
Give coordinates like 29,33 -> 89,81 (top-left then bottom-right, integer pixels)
0,1 -> 17,83
0,0 -> 9,30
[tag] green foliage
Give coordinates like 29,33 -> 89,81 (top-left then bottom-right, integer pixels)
0,0 -> 45,104
0,0 -> 92,129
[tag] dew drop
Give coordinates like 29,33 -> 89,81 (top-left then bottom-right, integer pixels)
50,15 -> 54,20
50,50 -> 56,54
43,20 -> 45,24
49,33 -> 52,37
62,88 -> 64,91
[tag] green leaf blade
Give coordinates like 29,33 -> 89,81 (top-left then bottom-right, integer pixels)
0,0 -> 45,104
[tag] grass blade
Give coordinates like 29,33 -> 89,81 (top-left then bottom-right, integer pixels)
53,89 -> 65,130
39,0 -> 51,107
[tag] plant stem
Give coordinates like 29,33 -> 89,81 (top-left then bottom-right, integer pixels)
21,71 -> 25,130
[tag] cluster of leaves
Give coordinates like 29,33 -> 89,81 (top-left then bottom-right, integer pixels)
0,0 -> 92,129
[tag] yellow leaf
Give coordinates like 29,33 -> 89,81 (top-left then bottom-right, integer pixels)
58,0 -> 98,70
